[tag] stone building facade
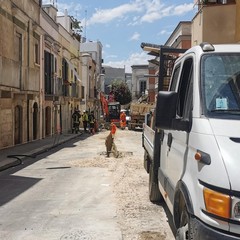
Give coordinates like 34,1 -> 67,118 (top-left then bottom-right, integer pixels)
0,0 -> 83,149
0,0 -> 43,148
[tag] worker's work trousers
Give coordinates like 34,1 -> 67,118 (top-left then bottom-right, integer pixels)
105,133 -> 114,157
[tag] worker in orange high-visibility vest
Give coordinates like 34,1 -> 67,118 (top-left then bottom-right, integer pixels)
120,111 -> 126,129
110,122 -> 117,138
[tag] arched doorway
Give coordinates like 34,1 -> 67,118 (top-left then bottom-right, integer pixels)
45,106 -> 51,136
14,105 -> 22,145
33,102 -> 38,140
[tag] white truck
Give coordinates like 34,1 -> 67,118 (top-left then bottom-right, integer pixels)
143,43 -> 240,239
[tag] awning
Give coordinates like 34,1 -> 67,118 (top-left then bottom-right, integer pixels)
65,58 -> 81,83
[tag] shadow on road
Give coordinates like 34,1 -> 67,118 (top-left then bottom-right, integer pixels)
0,175 -> 41,207
0,135 -> 84,207
155,201 -> 177,238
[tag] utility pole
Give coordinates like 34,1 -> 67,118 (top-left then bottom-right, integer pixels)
84,10 -> 87,40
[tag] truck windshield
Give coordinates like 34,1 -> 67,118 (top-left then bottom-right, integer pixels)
201,54 -> 240,119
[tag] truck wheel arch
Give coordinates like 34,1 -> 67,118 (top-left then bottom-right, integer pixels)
174,180 -> 194,229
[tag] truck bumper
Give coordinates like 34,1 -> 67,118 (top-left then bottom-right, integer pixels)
194,217 -> 240,240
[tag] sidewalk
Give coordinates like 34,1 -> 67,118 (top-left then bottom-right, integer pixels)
0,132 -> 82,172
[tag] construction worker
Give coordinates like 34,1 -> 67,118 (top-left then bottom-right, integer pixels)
72,109 -> 81,133
120,111 -> 127,130
82,110 -> 88,132
88,111 -> 95,134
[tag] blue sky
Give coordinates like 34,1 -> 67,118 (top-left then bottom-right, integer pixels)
43,0 -> 197,72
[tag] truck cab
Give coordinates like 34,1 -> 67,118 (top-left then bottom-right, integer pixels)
143,43 -> 240,239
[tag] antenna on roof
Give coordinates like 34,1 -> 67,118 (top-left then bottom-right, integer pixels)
84,10 -> 87,40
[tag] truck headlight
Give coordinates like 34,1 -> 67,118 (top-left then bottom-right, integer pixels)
234,202 -> 240,218
203,187 -> 230,219
232,197 -> 240,220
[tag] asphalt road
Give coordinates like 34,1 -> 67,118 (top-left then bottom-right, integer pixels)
0,129 -> 175,240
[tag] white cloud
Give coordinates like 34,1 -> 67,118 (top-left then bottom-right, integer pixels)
105,54 -> 118,59
140,3 -> 194,23
173,3 -> 195,15
83,1 -> 194,26
87,2 -> 142,26
130,32 -> 140,41
105,44 -> 111,48
159,30 -> 167,35
44,1 -> 194,26
42,0 -> 51,3
57,3 -> 83,17
42,0 -> 83,17
158,29 -> 172,35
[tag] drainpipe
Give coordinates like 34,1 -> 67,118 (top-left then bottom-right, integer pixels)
27,100 -> 29,142
60,104 -> 62,134
39,34 -> 44,139
27,21 -> 30,141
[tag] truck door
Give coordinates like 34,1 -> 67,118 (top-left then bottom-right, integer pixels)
159,56 -> 193,205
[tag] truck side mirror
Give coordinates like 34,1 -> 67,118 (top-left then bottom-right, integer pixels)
155,91 -> 191,132
155,91 -> 177,129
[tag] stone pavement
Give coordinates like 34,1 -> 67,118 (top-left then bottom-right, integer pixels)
0,132 -> 82,172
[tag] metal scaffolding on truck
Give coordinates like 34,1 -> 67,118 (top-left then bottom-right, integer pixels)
141,42 -> 187,91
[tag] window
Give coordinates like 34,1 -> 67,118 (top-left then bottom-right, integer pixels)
140,80 -> 146,94
62,58 -> 69,82
81,86 -> 85,99
15,32 -> 22,87
44,50 -> 54,94
170,65 -> 181,91
34,43 -> 40,64
176,58 -> 193,118
201,54 -> 240,119
15,32 -> 22,62
55,57 -> 57,74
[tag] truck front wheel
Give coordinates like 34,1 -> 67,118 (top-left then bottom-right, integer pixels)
175,207 -> 197,240
149,162 -> 163,202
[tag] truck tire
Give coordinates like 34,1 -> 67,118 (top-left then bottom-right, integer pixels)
175,207 -> 197,240
149,162 -> 163,202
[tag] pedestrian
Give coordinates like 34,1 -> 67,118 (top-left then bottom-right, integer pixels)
82,110 -> 88,132
88,111 -> 95,134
